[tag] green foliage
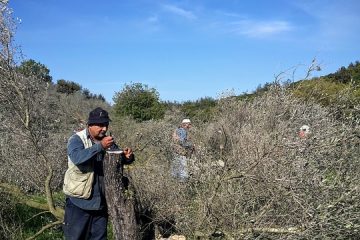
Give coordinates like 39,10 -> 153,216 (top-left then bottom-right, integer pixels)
325,61 -> 360,84
16,205 -> 62,240
247,61 -> 360,122
235,82 -> 280,102
292,78 -> 347,106
180,97 -> 217,122
290,61 -> 360,121
82,88 -> 106,102
254,82 -> 275,94
0,191 -> 62,240
0,188 -> 114,240
17,59 -> 52,83
56,79 -> 82,94
113,82 -> 165,121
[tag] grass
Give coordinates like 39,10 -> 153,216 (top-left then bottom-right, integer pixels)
0,190 -> 117,240
0,199 -> 63,239
15,203 -> 63,239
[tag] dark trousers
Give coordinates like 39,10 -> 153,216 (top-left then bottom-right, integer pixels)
63,198 -> 108,240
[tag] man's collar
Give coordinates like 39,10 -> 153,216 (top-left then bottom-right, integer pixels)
86,128 -> 96,143
85,128 -> 91,139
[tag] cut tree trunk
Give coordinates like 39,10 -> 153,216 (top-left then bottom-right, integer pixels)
104,152 -> 139,240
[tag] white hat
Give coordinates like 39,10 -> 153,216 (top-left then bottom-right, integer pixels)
182,118 -> 191,124
300,125 -> 310,132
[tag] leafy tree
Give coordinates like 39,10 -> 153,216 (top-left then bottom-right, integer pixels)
56,79 -> 81,94
254,82 -> 274,94
113,82 -> 165,121
180,97 -> 217,122
82,88 -> 91,98
97,94 -> 106,102
82,88 -> 106,102
17,59 -> 52,83
325,61 -> 360,85
347,61 -> 360,84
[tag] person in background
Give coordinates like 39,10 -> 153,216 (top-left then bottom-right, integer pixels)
171,118 -> 195,182
299,125 -> 311,139
63,107 -> 134,240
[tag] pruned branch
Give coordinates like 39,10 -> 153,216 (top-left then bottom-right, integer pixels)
25,220 -> 62,240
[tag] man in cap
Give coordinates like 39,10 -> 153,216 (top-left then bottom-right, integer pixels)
63,107 -> 134,240
171,118 -> 195,182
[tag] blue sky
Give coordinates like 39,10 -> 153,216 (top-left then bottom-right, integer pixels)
9,0 -> 360,104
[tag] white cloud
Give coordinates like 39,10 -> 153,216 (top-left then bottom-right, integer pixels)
229,20 -> 293,38
162,4 -> 197,20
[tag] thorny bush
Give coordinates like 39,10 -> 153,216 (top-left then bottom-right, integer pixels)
117,86 -> 360,239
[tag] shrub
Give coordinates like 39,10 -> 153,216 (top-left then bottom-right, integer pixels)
113,83 -> 165,122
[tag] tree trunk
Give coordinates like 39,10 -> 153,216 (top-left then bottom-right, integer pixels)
104,152 -> 139,240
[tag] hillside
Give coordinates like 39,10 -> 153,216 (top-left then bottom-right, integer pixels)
291,61 -> 360,121
1,1 -> 360,238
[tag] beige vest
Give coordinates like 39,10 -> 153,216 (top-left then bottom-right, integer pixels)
63,129 -> 95,199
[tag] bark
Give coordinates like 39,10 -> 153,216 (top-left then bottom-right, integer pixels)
104,152 -> 139,240
44,163 -> 64,220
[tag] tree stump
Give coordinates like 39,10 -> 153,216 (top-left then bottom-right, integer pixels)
104,151 -> 139,240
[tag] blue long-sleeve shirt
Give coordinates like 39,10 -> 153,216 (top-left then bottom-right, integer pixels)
176,127 -> 193,148
67,130 -> 106,210
66,129 -> 135,210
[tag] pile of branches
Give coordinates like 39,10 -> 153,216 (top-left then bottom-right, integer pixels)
120,86 -> 360,239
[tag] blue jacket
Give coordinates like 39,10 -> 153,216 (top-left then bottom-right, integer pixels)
176,127 -> 193,148
66,129 -> 106,210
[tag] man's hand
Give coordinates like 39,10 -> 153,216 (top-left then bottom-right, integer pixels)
121,147 -> 135,164
123,147 -> 133,158
101,136 -> 114,149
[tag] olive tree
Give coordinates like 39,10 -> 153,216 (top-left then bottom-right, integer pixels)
0,3 -> 112,236
113,82 -> 165,121
0,3 -> 108,238
0,3 -> 66,238
114,85 -> 360,239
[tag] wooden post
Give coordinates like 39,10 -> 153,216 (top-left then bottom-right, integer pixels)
104,151 -> 139,240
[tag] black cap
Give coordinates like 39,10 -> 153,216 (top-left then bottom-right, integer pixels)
87,107 -> 111,125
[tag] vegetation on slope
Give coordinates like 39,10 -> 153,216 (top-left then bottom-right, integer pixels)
1,1 -> 359,239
